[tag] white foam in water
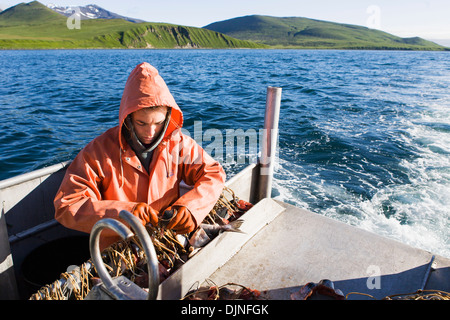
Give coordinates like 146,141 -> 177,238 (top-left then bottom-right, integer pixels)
273,164 -> 450,258
357,183 -> 449,257
272,102 -> 450,259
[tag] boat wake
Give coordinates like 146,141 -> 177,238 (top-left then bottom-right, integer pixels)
272,102 -> 450,259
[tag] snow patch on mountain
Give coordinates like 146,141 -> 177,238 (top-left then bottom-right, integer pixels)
46,3 -> 145,23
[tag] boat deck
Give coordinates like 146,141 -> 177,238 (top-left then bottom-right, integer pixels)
1,162 -> 449,300
205,200 -> 450,300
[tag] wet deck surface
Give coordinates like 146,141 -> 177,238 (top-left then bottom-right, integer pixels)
207,200 -> 450,300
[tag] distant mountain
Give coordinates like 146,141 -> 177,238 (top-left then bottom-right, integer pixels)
204,15 -> 448,50
0,1 -> 65,26
0,1 -> 265,49
3,2 -> 444,51
47,3 -> 145,23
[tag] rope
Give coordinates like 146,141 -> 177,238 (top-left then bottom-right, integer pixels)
182,280 -> 263,300
29,262 -> 93,300
29,186 -> 245,300
346,289 -> 450,300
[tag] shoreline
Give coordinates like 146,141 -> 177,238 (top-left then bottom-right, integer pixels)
1,47 -> 449,51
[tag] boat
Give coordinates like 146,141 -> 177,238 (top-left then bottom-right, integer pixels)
1,87 -> 449,300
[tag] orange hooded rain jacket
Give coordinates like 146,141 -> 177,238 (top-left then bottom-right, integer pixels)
54,62 -> 226,249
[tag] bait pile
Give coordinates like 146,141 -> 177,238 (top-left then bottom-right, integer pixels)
182,280 -> 262,300
29,187 -> 253,300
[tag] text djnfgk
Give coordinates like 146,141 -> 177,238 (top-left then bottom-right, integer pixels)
226,304 -> 269,316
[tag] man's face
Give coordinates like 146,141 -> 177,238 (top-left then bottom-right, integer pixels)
131,106 -> 168,145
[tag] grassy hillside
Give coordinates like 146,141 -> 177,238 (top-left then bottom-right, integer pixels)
0,1 -> 65,26
204,15 -> 448,51
0,1 -> 266,49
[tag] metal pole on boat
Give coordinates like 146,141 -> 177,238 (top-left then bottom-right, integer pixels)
258,86 -> 282,201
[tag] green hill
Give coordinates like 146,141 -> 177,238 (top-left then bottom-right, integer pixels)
0,1 -> 265,49
0,1 -> 65,26
204,15 -> 448,51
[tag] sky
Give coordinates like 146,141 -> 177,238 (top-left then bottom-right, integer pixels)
1,0 -> 449,46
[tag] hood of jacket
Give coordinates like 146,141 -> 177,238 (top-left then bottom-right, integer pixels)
118,62 -> 183,151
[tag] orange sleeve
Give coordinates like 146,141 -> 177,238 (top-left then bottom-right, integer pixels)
53,141 -> 136,246
172,135 -> 226,227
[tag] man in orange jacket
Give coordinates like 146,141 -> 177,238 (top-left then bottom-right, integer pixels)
54,62 -> 226,249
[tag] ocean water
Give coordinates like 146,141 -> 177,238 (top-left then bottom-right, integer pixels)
1,49 -> 449,258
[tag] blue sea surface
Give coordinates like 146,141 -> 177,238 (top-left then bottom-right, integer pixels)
1,49 -> 449,258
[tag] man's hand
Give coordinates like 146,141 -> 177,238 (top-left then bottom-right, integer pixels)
165,206 -> 196,234
132,203 -> 158,227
